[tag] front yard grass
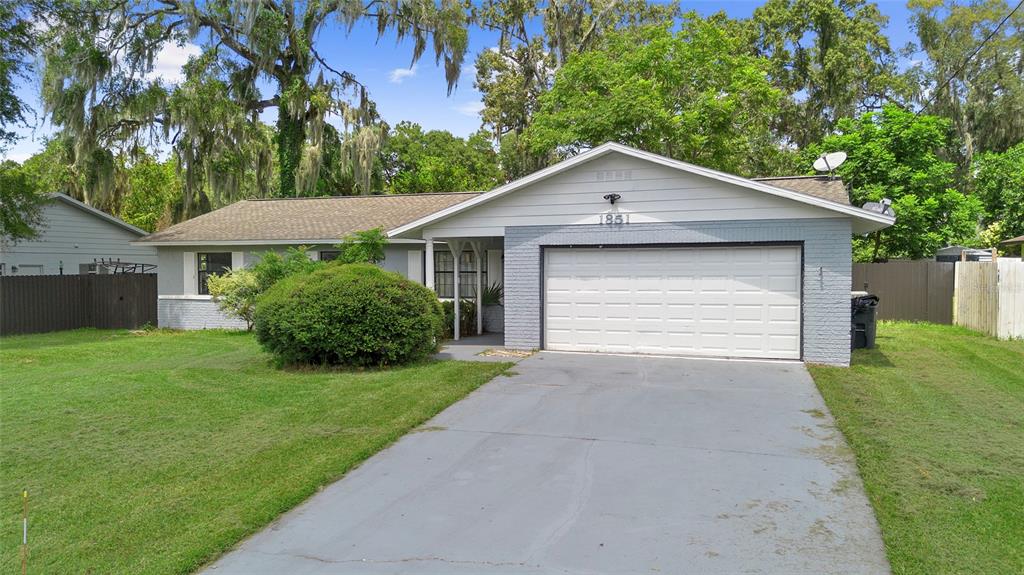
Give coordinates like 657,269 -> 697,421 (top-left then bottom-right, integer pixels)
0,329 -> 510,574
808,322 -> 1024,575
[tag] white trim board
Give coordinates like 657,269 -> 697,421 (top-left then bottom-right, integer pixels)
389,142 -> 894,238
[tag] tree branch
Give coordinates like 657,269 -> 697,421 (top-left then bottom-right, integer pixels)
246,96 -> 280,112
312,48 -> 366,91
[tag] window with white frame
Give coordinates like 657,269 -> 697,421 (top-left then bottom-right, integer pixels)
434,250 -> 486,299
197,252 -> 232,295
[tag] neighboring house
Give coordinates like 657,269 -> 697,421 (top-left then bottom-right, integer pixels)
137,143 -> 894,365
1000,235 -> 1024,256
0,193 -> 156,276
935,245 -> 995,262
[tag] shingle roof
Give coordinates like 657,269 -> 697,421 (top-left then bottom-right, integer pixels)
137,193 -> 481,244
139,173 -> 853,245
752,176 -> 850,205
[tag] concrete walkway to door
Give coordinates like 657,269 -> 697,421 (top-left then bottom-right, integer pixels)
203,352 -> 889,574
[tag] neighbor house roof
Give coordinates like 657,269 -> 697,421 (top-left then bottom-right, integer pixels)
51,193 -> 148,236
389,143 -> 894,238
1000,234 -> 1024,246
135,192 -> 481,245
751,176 -> 849,205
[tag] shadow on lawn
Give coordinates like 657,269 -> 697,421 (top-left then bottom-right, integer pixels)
851,336 -> 896,368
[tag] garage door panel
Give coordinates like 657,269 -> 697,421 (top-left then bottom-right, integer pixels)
769,304 -> 800,322
543,246 -> 802,359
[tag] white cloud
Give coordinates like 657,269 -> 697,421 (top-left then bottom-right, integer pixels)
453,100 -> 485,117
146,42 -> 202,85
388,64 -> 418,84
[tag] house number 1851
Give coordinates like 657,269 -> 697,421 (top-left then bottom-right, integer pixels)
600,213 -> 629,225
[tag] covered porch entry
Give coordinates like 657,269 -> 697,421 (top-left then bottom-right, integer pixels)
424,237 -> 503,341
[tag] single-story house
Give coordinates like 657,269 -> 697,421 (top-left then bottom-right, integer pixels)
0,193 -> 157,276
935,245 -> 995,262
135,143 -> 894,365
999,234 -> 1024,256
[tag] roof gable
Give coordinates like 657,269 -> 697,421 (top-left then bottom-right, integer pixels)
50,194 -> 147,236
389,143 -> 894,237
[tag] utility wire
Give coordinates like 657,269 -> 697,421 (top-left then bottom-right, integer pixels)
916,0 -> 1023,115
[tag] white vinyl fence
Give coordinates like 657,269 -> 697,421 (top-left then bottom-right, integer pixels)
954,259 -> 1024,339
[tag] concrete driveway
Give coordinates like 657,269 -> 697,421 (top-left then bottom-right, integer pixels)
204,352 -> 889,574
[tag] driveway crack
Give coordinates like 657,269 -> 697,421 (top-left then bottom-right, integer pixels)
442,426 -> 826,461
258,549 -> 539,568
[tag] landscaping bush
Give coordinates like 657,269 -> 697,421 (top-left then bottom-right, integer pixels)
441,299 -> 477,339
253,263 -> 444,366
207,247 -> 324,330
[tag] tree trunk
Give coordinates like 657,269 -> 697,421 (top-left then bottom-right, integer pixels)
277,113 -> 305,197
871,230 -> 883,262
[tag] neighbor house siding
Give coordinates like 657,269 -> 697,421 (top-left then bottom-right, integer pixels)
423,153 -> 840,238
0,200 -> 155,275
503,218 -> 853,365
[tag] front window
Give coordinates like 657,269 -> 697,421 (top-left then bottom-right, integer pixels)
434,251 -> 486,299
197,252 -> 232,295
319,250 -> 340,262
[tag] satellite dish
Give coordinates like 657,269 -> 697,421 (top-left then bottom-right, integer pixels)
862,198 -> 895,217
813,151 -> 848,173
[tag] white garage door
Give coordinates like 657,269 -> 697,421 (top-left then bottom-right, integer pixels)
544,246 -> 802,359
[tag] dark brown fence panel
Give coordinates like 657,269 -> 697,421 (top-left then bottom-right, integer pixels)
0,274 -> 156,335
852,260 -> 954,324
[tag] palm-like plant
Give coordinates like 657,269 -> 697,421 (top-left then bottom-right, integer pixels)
482,282 -> 503,306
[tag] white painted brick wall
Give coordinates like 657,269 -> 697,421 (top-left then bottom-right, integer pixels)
158,298 -> 248,330
504,219 -> 853,365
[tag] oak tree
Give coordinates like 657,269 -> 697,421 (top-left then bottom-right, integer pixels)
41,0 -> 472,215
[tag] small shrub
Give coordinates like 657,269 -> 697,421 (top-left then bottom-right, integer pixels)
333,227 -> 389,264
206,247 -> 323,330
251,246 -> 324,290
441,299 -> 477,339
206,268 -> 259,330
254,263 -> 443,367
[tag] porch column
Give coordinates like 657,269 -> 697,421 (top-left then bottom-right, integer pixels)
425,237 -> 434,290
470,240 -> 484,335
448,239 -> 464,340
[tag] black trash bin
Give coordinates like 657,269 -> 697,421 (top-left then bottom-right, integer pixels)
851,294 -> 879,350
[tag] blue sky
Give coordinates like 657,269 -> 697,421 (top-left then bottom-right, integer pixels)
4,1 -> 919,163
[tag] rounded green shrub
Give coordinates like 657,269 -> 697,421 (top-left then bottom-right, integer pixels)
253,263 -> 444,367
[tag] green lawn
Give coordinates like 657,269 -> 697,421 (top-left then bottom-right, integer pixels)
0,329 -> 510,574
808,322 -> 1024,575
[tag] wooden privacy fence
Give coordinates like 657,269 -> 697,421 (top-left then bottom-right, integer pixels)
954,260 -> 1024,339
0,274 -> 157,335
852,260 -> 955,323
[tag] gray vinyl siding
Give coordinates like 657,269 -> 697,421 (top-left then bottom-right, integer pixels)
0,200 -> 155,275
380,245 -> 412,277
423,152 -> 839,238
504,219 -> 853,366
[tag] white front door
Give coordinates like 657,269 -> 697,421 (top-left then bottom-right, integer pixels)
543,245 -> 802,359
